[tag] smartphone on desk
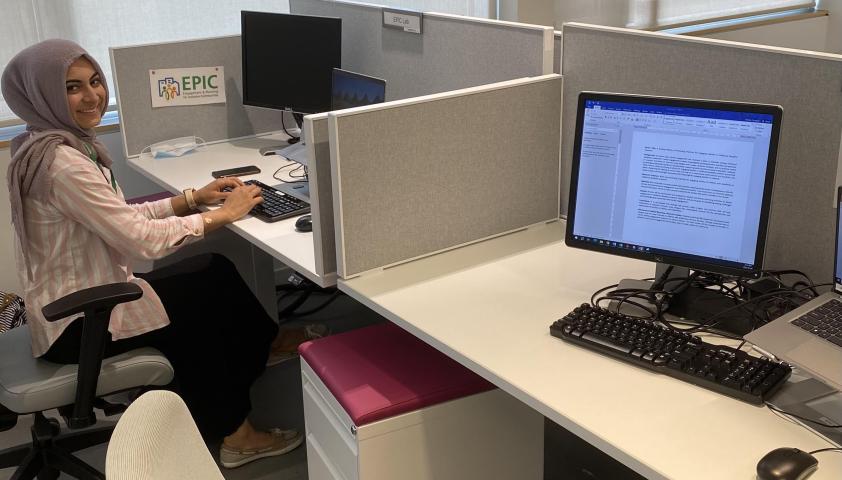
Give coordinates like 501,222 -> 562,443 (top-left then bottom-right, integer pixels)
211,165 -> 261,178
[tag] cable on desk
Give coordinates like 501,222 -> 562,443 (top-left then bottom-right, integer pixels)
808,447 -> 842,455
588,269 -> 818,339
273,161 -> 308,184
765,403 -> 842,429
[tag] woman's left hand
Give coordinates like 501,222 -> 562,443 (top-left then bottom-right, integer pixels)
195,177 -> 245,206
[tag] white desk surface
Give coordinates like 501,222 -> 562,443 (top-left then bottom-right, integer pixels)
128,134 -> 329,285
339,220 -> 842,480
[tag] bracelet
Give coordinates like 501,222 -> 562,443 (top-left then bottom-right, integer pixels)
183,188 -> 198,210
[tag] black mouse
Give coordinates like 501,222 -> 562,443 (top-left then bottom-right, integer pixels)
295,214 -> 312,233
757,448 -> 818,480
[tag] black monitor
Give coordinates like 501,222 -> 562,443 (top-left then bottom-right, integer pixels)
566,92 -> 782,332
331,68 -> 386,110
241,11 -> 341,115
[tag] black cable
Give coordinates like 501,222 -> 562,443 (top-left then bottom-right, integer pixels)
277,289 -> 313,321
281,113 -> 300,143
289,291 -> 343,318
273,161 -> 309,183
808,447 -> 842,455
766,403 -> 842,429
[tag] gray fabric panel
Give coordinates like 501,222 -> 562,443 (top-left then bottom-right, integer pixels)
290,0 -> 547,100
111,36 -> 286,158
307,116 -> 337,276
333,77 -> 562,277
553,31 -> 561,74
561,26 -> 842,281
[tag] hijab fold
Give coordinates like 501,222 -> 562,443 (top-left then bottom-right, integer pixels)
1,39 -> 112,279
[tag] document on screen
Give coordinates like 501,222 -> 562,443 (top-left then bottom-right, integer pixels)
621,131 -> 755,261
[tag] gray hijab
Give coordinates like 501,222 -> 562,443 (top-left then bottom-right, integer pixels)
1,39 -> 112,279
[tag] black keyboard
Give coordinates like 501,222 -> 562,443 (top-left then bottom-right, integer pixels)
790,298 -> 842,347
226,179 -> 309,223
550,304 -> 791,405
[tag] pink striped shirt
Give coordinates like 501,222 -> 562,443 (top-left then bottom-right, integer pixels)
14,145 -> 205,357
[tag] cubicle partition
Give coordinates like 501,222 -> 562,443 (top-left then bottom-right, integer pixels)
561,23 -> 842,281
302,114 -> 337,278
290,0 -> 554,100
328,75 -> 562,278
110,36 -> 287,158
554,31 -> 562,74
110,8 -> 557,286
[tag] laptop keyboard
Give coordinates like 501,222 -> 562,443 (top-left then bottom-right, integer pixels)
790,298 -> 842,347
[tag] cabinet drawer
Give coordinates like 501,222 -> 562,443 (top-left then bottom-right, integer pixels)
302,363 -> 359,480
306,435 -> 354,480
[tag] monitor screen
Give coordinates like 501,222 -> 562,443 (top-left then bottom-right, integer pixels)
241,11 -> 341,114
566,92 -> 782,276
331,68 -> 386,110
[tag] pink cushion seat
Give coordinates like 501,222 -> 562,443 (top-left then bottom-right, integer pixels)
299,322 -> 495,427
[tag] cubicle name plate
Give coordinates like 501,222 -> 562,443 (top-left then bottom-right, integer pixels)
382,8 -> 422,34
149,66 -> 226,108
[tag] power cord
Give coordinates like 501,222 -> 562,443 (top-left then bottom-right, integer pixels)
281,113 -> 300,143
273,161 -> 308,184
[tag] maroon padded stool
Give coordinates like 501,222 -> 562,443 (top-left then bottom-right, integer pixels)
299,322 -> 494,426
298,322 -> 544,480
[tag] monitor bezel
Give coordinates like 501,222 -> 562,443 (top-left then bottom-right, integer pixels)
565,91 -> 783,277
241,10 -> 341,114
331,68 -> 386,110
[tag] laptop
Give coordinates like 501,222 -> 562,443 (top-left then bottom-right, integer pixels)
745,187 -> 842,391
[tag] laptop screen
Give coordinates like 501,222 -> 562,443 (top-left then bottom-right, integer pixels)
836,195 -> 842,286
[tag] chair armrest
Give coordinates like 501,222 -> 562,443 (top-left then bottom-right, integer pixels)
42,282 -> 143,429
42,282 -> 142,321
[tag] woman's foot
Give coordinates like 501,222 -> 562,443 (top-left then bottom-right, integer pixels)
266,323 -> 330,366
220,420 -> 303,468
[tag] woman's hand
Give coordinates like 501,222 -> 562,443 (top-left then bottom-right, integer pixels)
219,183 -> 263,222
195,177 -> 244,206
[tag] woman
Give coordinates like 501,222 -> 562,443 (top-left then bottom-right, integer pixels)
2,39 -> 301,468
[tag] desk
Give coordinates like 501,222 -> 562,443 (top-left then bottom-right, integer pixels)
339,220 -> 842,480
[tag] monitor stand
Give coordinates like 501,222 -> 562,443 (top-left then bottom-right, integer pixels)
259,113 -> 309,167
611,263 -> 755,336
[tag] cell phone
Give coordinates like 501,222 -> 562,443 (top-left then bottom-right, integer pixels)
211,165 -> 261,178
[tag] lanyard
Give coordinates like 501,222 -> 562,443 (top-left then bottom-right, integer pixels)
82,142 -> 117,193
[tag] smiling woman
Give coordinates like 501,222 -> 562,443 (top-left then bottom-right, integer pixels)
1,39 -> 304,468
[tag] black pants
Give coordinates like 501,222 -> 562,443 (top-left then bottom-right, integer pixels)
41,254 -> 279,440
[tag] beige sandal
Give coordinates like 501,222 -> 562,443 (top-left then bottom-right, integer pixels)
219,428 -> 303,468
266,324 -> 330,366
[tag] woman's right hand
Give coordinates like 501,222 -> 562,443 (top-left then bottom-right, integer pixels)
220,183 -> 263,222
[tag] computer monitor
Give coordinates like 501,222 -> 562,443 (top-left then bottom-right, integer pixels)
241,11 -> 341,116
566,92 -> 782,332
331,68 -> 386,110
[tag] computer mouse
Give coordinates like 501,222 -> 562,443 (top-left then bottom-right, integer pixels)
295,214 -> 312,233
756,448 -> 818,480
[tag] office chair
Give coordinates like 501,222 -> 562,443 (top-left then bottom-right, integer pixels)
106,390 -> 224,480
0,282 -> 174,480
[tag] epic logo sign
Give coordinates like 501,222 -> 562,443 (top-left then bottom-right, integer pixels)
149,66 -> 226,108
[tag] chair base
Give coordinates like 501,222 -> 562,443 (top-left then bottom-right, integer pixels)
0,413 -> 113,480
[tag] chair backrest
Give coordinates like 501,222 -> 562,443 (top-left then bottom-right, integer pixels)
105,390 -> 224,480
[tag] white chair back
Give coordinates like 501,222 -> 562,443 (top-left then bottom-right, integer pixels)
105,390 -> 224,480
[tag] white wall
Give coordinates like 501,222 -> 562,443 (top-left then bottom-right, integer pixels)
700,15 -> 831,51
820,0 -> 842,53
0,151 -> 20,294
